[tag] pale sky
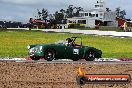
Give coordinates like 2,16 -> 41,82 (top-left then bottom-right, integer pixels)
0,0 -> 131,23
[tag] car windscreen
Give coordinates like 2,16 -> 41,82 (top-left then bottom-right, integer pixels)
72,38 -> 81,45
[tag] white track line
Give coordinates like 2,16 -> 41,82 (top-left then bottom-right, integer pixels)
0,58 -> 132,64
1,60 -> 132,64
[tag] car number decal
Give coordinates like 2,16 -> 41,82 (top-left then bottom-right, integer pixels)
73,49 -> 79,55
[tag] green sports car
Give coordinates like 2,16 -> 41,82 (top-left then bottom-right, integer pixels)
27,37 -> 102,61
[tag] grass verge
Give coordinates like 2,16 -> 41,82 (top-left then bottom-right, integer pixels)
0,29 -> 132,58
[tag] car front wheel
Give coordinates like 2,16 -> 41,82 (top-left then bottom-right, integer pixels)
85,50 -> 95,61
44,49 -> 55,61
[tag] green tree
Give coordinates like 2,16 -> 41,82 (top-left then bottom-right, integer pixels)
120,10 -> 126,18
115,7 -> 126,18
37,8 -> 48,21
60,9 -> 66,19
37,9 -> 41,20
42,8 -> 48,21
116,7 -> 120,17
54,11 -> 64,23
66,5 -> 75,18
74,7 -> 83,17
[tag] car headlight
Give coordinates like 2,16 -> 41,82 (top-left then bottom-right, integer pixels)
30,48 -> 36,52
27,45 -> 30,49
40,46 -> 43,51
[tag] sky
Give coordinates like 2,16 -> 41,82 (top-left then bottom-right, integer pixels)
0,0 -> 131,23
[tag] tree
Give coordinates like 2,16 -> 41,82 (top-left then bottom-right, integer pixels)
54,11 -> 64,23
65,5 -> 84,18
116,7 -> 120,17
66,5 -> 76,18
48,14 -> 54,21
37,9 -> 42,20
42,8 -> 48,21
36,8 -> 48,21
115,7 -> 126,19
60,9 -> 66,19
74,7 -> 83,17
60,9 -> 65,14
106,8 -> 111,12
120,10 -> 126,19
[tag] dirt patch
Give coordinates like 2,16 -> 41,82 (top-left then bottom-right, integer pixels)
0,61 -> 132,88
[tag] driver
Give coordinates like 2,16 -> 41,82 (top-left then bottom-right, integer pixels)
65,38 -> 73,46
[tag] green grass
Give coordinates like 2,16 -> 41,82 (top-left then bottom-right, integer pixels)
0,29 -> 132,58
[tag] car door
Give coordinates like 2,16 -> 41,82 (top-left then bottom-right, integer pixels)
72,46 -> 84,59
55,44 -> 68,59
65,46 -> 83,59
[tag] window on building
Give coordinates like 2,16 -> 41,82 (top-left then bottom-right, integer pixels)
85,13 -> 88,16
82,20 -> 86,24
73,20 -> 76,23
90,14 -> 95,17
68,20 -> 72,23
96,14 -> 98,17
95,5 -> 99,8
89,13 -> 92,17
89,13 -> 95,17
78,20 -> 86,24
78,20 -> 81,23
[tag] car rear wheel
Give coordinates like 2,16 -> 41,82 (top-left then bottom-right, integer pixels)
85,50 -> 95,61
44,49 -> 55,61
30,56 -> 40,60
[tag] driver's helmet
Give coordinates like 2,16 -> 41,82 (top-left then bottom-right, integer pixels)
66,38 -> 73,46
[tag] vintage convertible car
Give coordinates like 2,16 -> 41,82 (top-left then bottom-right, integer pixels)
27,37 -> 102,61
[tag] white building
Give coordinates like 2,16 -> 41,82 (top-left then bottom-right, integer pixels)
67,0 -> 117,28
